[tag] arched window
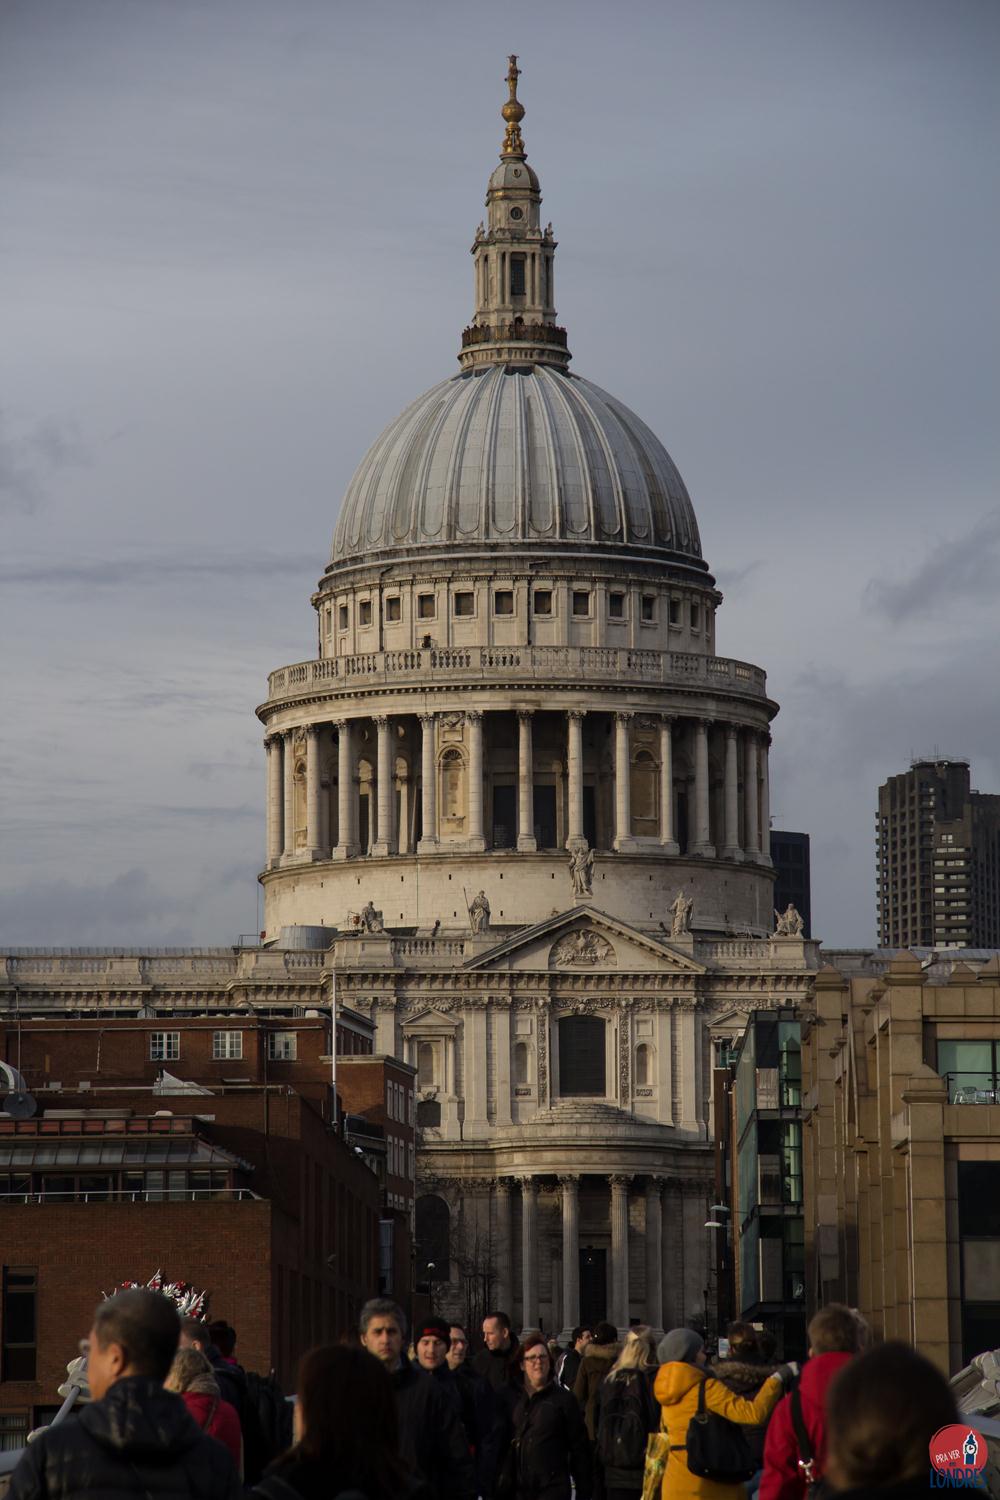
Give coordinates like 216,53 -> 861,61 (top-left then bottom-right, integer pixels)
513,1041 -> 530,1087
630,749 -> 659,834
417,1041 -> 437,1087
635,1043 -> 652,1088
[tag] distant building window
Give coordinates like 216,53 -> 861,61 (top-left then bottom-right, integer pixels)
635,1043 -> 652,1088
212,1031 -> 242,1061
0,1411 -> 29,1450
359,600 -> 373,627
454,592 -> 475,617
338,603 -> 349,631
510,255 -> 526,296
1,1268 -> 37,1382
690,602 -> 700,629
494,590 -> 514,616
267,1031 -> 297,1061
417,1041 -> 438,1087
385,596 -> 401,622
558,1016 -> 606,1097
418,594 -> 436,620
641,595 -> 656,622
608,592 -> 625,620
533,589 -> 553,616
669,599 -> 680,626
572,590 -> 591,618
149,1032 -> 180,1062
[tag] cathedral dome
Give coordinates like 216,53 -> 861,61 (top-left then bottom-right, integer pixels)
329,364 -> 705,572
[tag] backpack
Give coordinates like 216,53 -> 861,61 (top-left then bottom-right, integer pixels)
243,1370 -> 293,1482
597,1372 -> 650,1472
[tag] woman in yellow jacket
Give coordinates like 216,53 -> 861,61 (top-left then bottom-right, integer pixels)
653,1329 -> 796,1500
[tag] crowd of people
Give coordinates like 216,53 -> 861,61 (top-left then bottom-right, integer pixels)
5,1292 -> 968,1500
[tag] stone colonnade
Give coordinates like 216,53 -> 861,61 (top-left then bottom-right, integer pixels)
490,1172 -> 708,1335
264,710 -> 772,867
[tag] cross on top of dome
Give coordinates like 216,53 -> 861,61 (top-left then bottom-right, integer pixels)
501,54 -> 526,157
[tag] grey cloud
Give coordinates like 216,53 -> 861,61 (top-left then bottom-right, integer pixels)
0,552 -> 317,589
0,411 -> 87,514
865,510 -> 1000,623
0,869 -> 193,946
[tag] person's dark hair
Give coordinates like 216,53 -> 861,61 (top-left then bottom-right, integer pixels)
513,1332 -> 552,1384
208,1319 -> 236,1357
827,1342 -> 957,1489
449,1322 -> 468,1339
484,1310 -> 512,1333
289,1346 -> 415,1494
757,1330 -> 777,1362
808,1303 -> 864,1356
592,1320 -> 617,1346
93,1289 -> 180,1382
572,1325 -> 591,1343
179,1315 -> 208,1346
725,1321 -> 762,1361
358,1297 -> 406,1337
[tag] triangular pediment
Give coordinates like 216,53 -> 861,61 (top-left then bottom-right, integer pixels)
400,1008 -> 460,1034
462,907 -> 706,975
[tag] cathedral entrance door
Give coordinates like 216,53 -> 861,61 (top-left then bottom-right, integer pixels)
533,785 -> 557,849
579,1246 -> 607,1327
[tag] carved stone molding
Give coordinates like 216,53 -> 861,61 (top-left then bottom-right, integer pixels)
550,931 -> 616,968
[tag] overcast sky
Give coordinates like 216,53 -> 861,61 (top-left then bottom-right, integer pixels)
2,0 -> 998,949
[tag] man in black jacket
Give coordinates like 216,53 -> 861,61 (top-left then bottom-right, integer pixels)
472,1309 -> 520,1394
8,1288 -> 241,1500
360,1297 -> 475,1500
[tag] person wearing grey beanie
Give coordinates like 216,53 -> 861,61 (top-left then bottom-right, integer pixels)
657,1329 -> 705,1367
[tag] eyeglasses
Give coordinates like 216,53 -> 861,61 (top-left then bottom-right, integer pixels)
523,1354 -> 549,1364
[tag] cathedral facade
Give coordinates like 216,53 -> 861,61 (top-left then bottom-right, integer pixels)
256,60 -> 817,1338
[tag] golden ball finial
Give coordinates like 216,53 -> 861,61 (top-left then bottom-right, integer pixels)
501,53 -> 526,156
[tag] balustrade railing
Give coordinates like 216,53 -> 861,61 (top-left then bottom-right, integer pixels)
267,646 -> 767,700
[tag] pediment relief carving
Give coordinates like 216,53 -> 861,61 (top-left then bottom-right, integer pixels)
550,931 -> 616,969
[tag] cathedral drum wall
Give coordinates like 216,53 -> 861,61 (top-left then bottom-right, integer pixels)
261,850 -> 775,940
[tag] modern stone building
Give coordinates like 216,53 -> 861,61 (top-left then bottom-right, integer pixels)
876,759 -> 1000,949
1,59 -> 827,1343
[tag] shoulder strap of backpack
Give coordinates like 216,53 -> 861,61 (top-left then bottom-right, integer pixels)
789,1387 -> 817,1480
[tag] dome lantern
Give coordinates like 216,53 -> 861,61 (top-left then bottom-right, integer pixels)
459,56 -> 571,373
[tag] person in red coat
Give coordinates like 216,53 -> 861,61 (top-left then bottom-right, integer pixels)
166,1346 -> 243,1473
760,1306 -> 866,1500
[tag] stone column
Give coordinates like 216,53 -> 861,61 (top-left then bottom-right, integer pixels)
520,1177 -> 538,1332
691,719 -> 715,857
396,763 -> 410,856
559,1175 -> 580,1338
613,712 -> 633,850
373,716 -> 393,857
305,724 -> 322,857
722,725 -> 743,861
517,711 -> 536,852
759,733 -> 772,866
282,729 -> 296,859
494,1179 -> 513,1313
610,1174 -> 631,1330
418,714 -> 437,850
744,732 -> 760,861
659,717 -> 679,854
645,1178 -> 664,1331
467,710 -> 486,851
333,720 -> 358,859
266,736 -> 283,866
566,711 -> 586,849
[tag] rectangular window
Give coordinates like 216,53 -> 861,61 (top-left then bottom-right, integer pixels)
385,597 -> 401,623
359,600 -> 373,627
510,255 -> 526,296
533,589 -> 552,616
212,1031 -> 243,1061
149,1032 -> 180,1062
668,598 -> 680,626
338,603 -> 349,631
641,595 -> 656,622
418,594 -> 436,620
454,591 -> 475,617
608,592 -> 625,620
267,1031 -> 298,1062
2,1268 -> 37,1382
493,589 -> 514,616
0,1411 -> 29,1451
572,590 -> 591,618
690,602 -> 700,629
558,1016 -> 606,1097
